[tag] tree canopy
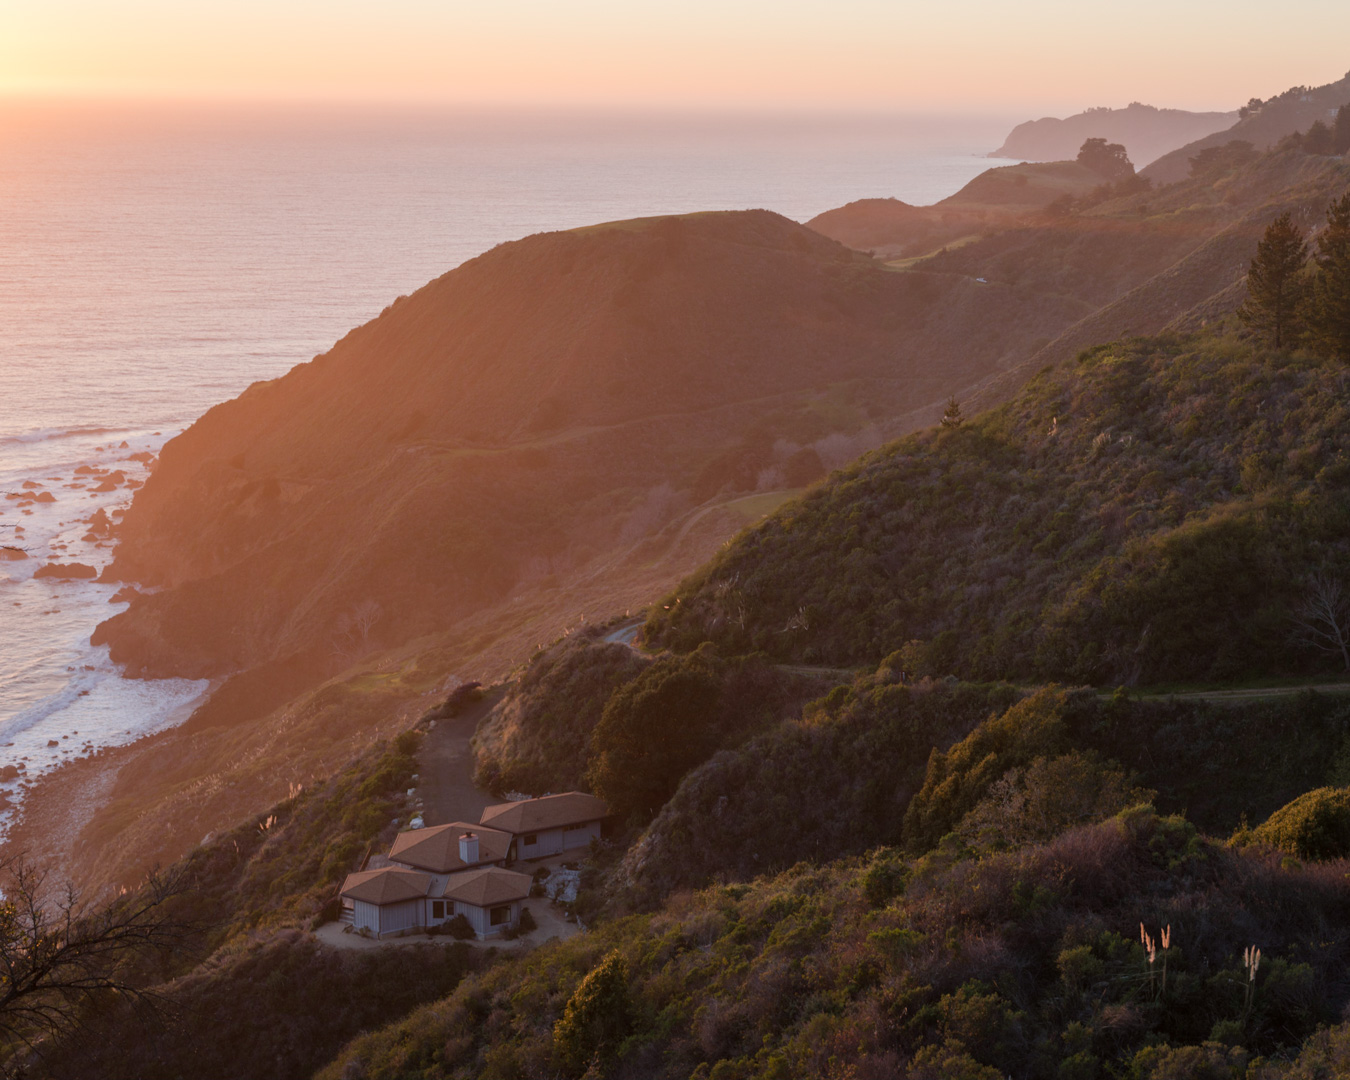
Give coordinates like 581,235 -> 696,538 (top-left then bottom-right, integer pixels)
1237,211 -> 1309,348
586,651 -> 722,819
1077,137 -> 1134,182
1307,192 -> 1350,362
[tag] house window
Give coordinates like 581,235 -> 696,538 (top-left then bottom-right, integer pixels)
489,905 -> 512,926
432,901 -> 446,919
522,834 -> 537,846
564,823 -> 587,832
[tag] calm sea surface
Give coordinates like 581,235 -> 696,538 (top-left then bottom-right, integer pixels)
0,103 -> 1012,807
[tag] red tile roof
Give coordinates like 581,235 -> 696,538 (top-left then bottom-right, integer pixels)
479,791 -> 607,835
389,822 -> 512,873
442,867 -> 533,907
340,867 -> 431,905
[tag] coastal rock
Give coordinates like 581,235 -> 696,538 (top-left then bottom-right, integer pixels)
34,562 -> 98,580
0,547 -> 27,561
74,465 -> 101,476
21,481 -> 42,490
34,491 -> 56,503
109,586 -> 141,604
0,765 -> 19,782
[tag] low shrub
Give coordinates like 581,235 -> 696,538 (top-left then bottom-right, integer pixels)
1251,786 -> 1350,859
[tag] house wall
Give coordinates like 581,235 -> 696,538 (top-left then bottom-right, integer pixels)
352,899 -> 381,934
517,820 -> 600,860
453,899 -> 520,938
376,898 -> 424,937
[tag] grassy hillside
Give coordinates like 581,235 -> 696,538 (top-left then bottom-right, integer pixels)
473,628 -> 832,822
99,209 -> 1085,683
472,631 -> 651,796
14,727 -> 491,1080
39,931 -> 478,1080
619,675 -> 1350,905
36,206 -> 1108,897
1143,70 -> 1350,184
646,329 -> 1350,685
314,807 -> 1350,1080
806,160 -> 1111,259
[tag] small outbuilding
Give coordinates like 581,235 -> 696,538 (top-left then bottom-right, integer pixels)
479,791 -> 608,861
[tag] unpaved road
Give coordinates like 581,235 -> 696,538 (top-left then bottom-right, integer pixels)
417,689 -> 503,827
1149,683 -> 1350,703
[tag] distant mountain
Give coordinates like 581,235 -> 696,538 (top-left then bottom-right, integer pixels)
1143,70 -> 1350,184
990,102 -> 1237,166
806,160 -> 1106,258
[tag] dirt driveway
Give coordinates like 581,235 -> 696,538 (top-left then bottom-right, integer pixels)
416,689 -> 503,827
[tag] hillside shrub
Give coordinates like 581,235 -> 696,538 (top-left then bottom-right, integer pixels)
314,811 -> 1350,1080
1251,786 -> 1350,859
473,634 -> 648,794
647,331 -> 1350,686
40,930 -> 478,1080
551,950 -> 632,1077
587,651 -> 723,819
620,679 -> 1350,903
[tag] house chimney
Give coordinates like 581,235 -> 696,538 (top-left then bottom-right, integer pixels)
459,832 -> 479,865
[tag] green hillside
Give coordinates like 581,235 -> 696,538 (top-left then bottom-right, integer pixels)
646,330 -> 1350,685
315,805 -> 1350,1080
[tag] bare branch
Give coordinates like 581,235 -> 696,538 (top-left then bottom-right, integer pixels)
1290,572 -> 1350,671
0,854 -> 191,1063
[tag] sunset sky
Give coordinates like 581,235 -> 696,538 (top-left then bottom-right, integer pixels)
2,0 -> 1348,112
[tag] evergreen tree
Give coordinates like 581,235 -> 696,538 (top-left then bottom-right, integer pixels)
1304,120 -> 1335,156
1335,104 -> 1350,156
1237,212 -> 1309,348
1307,193 -> 1350,362
941,395 -> 964,428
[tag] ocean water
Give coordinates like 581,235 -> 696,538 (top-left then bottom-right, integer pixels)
0,102 -> 1012,811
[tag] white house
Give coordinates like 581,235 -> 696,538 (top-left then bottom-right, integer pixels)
478,791 -> 608,861
340,863 -> 533,939
337,791 -> 608,938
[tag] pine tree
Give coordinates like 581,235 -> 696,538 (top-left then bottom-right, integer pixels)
1304,120 -> 1335,156
1307,193 -> 1350,362
941,396 -> 964,428
1334,104 -> 1350,156
1237,212 -> 1309,349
